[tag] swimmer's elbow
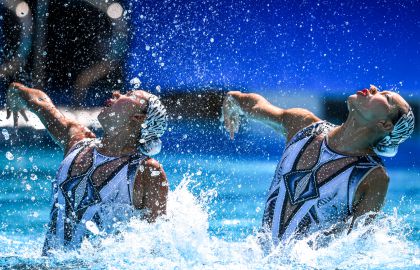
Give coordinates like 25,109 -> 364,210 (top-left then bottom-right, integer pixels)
227,91 -> 267,107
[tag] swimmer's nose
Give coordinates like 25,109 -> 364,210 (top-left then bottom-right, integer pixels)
369,87 -> 378,95
112,91 -> 121,99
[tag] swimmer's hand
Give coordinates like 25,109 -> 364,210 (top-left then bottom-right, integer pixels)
222,95 -> 244,139
5,83 -> 29,127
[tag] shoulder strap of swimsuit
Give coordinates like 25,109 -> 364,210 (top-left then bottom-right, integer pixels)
347,155 -> 384,214
286,121 -> 336,148
126,153 -> 148,205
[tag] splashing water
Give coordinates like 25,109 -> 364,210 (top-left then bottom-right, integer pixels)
5,151 -> 14,161
129,77 -> 141,89
0,176 -> 418,270
2,129 -> 10,141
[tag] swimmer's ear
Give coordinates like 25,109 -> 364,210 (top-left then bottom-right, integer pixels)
377,120 -> 394,133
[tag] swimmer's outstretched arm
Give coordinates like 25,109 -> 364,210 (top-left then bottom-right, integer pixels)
5,83 -> 95,152
132,158 -> 168,222
223,91 -> 320,141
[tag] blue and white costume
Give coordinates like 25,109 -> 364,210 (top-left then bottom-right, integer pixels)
262,121 -> 383,244
43,139 -> 146,254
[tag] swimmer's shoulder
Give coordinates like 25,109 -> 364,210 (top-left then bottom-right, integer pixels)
353,166 -> 389,213
134,157 -> 167,186
64,125 -> 96,155
141,158 -> 166,179
357,166 -> 389,195
63,137 -> 97,157
281,108 -> 321,141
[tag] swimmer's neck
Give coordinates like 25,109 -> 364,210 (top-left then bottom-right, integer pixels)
97,131 -> 139,157
327,117 -> 378,156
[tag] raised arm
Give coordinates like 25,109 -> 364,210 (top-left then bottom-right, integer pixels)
132,158 -> 168,222
349,166 -> 389,232
5,83 -> 95,153
223,91 -> 320,141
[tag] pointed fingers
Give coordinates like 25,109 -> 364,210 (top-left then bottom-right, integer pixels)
20,110 -> 29,122
13,112 -> 18,127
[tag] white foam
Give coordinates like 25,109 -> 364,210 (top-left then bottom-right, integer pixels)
0,176 -> 418,270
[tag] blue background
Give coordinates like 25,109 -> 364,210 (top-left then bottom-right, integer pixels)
125,0 -> 420,94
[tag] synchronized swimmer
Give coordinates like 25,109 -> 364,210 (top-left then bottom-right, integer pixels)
4,83 -> 415,253
223,85 -> 414,244
6,83 -> 168,255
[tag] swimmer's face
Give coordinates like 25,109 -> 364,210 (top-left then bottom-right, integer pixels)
98,90 -> 149,131
347,86 -> 409,125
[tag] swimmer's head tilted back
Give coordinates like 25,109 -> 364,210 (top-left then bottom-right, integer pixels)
347,84 -> 415,157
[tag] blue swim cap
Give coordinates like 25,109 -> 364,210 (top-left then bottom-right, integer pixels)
373,108 -> 415,157
138,95 -> 168,156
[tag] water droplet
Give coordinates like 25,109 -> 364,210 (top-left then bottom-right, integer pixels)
6,152 -> 14,160
30,174 -> 38,181
85,220 -> 100,235
2,129 -> 9,140
130,77 -> 141,89
151,170 -> 161,176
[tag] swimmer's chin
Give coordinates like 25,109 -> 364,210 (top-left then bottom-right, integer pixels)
346,94 -> 358,112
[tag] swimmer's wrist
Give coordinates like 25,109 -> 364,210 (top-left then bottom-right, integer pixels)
226,95 -> 244,116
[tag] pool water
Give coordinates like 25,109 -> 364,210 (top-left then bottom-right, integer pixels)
0,124 -> 419,269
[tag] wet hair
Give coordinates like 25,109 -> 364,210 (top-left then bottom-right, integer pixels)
138,95 -> 168,156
